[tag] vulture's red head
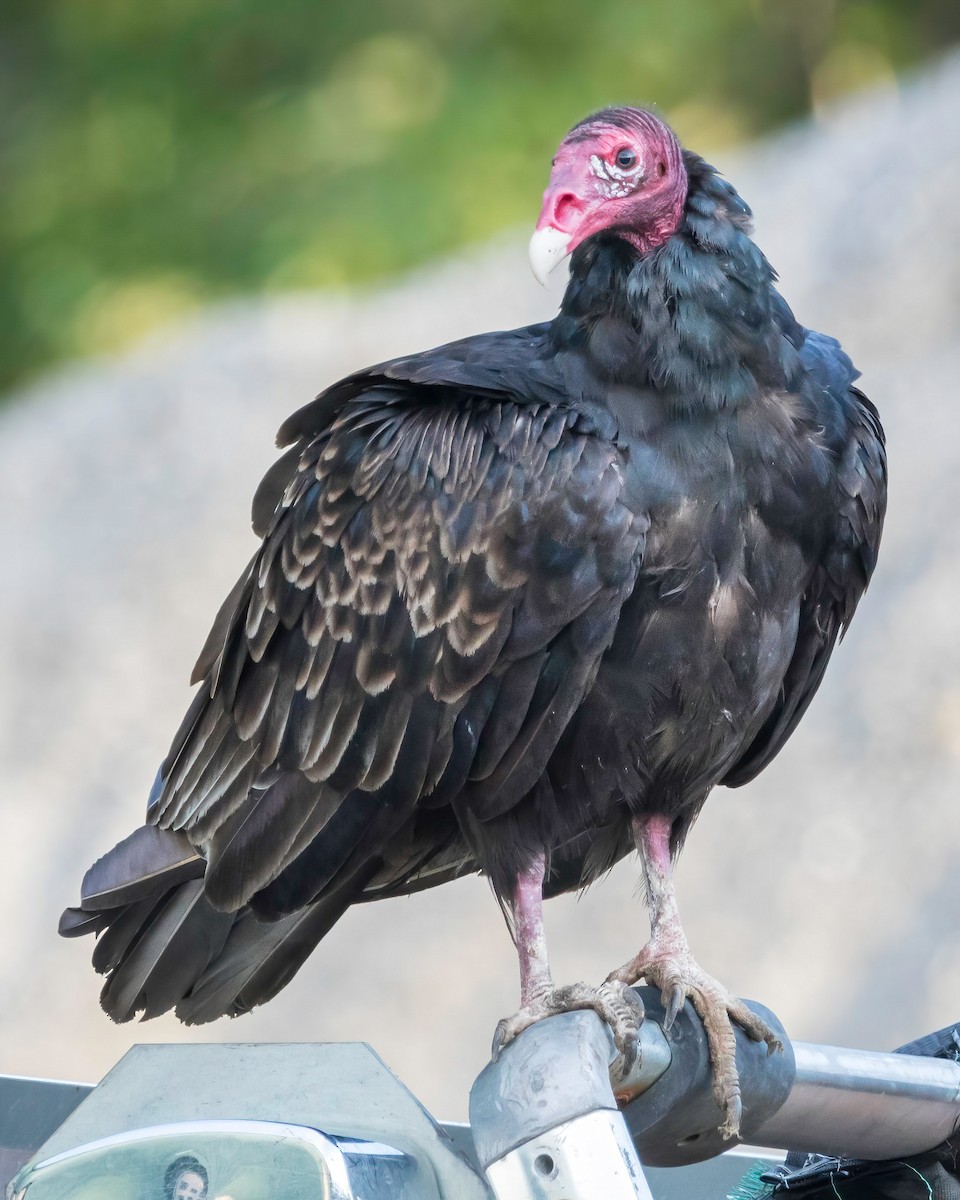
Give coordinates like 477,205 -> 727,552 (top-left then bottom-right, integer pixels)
529,107 -> 688,284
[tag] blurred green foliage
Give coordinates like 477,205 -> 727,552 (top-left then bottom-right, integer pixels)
1,0 -> 957,393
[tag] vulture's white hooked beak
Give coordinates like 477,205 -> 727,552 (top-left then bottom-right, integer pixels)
528,225 -> 571,287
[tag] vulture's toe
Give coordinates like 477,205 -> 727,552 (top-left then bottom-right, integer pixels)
492,980 -> 644,1076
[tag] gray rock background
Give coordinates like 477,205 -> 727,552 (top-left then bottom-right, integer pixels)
2,55 -> 959,1120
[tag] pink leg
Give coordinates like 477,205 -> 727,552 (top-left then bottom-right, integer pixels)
608,814 -> 781,1138
513,855 -> 553,1007
491,853 -> 643,1072
634,814 -> 685,1019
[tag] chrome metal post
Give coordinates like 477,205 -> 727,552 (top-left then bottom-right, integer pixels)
750,1041 -> 960,1159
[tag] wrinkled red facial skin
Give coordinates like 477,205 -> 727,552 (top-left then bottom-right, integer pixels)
536,108 -> 688,258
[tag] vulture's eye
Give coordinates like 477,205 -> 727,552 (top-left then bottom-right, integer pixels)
614,147 -> 638,170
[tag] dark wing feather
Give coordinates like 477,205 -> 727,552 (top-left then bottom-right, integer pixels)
150,364 -> 646,916
80,825 -> 203,910
722,334 -> 886,788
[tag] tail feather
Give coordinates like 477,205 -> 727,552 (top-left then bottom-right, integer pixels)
63,799 -> 444,1024
63,858 -> 375,1025
91,894 -> 164,975
176,872 -> 369,1024
99,879 -> 233,1022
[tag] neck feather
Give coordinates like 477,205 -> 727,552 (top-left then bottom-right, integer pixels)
554,153 -> 801,412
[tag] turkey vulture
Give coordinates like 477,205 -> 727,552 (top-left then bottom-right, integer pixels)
61,107 -> 886,1138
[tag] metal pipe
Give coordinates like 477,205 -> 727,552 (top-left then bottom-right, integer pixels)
751,1041 -> 960,1159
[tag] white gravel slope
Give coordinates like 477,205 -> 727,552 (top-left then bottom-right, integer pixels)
1,54 -> 959,1120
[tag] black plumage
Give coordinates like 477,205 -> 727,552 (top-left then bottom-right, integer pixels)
62,111 -> 885,1130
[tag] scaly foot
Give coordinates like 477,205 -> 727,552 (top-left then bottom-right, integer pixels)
607,948 -> 781,1139
492,980 -> 644,1076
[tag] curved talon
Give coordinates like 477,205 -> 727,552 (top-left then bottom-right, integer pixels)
663,981 -> 685,1031
719,1094 -> 743,1142
607,983 -> 644,1076
620,1019 -> 639,1075
617,1036 -> 637,1077
491,1020 -> 509,1061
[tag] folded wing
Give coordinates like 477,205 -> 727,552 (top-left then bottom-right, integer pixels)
148,364 -> 648,919
723,332 -> 886,787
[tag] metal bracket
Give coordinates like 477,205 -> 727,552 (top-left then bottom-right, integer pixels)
470,1008 -> 661,1199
